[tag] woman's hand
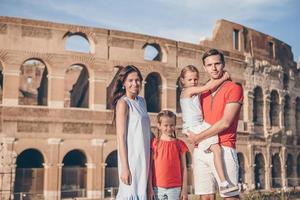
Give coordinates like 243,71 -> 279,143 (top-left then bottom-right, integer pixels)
120,167 -> 132,185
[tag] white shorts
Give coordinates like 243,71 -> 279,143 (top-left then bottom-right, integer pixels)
193,146 -> 240,198
185,121 -> 218,151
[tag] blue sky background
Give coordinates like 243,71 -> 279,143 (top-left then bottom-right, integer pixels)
1,0 -> 299,63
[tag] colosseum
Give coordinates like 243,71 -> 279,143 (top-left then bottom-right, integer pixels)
0,16 -> 299,200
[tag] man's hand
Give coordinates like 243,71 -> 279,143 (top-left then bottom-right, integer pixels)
186,130 -> 202,144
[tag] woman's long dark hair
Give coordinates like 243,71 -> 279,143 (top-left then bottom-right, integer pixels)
110,65 -> 143,110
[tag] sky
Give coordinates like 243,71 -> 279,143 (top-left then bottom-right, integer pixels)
1,0 -> 299,63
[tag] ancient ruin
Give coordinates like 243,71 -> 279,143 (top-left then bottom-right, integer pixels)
0,16 -> 299,199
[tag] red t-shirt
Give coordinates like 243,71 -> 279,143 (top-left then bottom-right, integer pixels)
199,81 -> 243,148
151,137 -> 188,188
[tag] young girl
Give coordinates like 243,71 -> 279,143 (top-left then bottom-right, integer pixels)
110,65 -> 151,199
179,65 -> 239,194
151,110 -> 189,200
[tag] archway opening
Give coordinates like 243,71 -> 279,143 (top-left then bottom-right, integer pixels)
269,90 -> 280,127
254,153 -> 265,189
143,43 -> 162,61
271,153 -> 281,188
106,66 -> 123,109
145,72 -> 162,113
61,150 -> 87,199
104,150 -> 118,198
64,64 -> 89,108
176,78 -> 182,113
19,59 -> 48,106
14,149 -> 44,200
253,87 -> 263,126
65,33 -> 90,53
286,154 -> 294,186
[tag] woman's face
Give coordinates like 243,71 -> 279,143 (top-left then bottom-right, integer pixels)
123,72 -> 141,96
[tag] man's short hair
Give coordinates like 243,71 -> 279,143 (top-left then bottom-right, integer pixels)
202,49 -> 225,65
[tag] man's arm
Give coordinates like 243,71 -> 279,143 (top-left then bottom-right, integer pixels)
187,102 -> 242,144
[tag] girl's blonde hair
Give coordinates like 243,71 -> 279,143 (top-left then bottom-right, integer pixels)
179,65 -> 199,88
155,110 -> 177,157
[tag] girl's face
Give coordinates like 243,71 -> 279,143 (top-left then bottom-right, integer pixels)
157,116 -> 176,137
123,72 -> 141,96
181,71 -> 198,88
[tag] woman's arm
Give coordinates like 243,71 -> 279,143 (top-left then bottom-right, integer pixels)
147,149 -> 154,199
116,99 -> 131,185
181,72 -> 229,98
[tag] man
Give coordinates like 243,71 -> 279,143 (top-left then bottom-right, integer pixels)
187,49 -> 243,200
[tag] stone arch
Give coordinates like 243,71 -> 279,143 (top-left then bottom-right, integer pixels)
19,58 -> 48,106
14,149 -> 45,199
143,43 -> 166,62
61,149 -> 87,199
104,150 -> 118,197
176,78 -> 182,113
64,64 -> 89,108
64,32 -> 94,54
144,72 -> 162,112
269,90 -> 280,127
254,153 -> 265,189
284,95 -> 291,130
295,97 -> 300,144
253,86 -> 263,125
286,153 -> 294,186
271,153 -> 281,188
237,152 -> 245,183
106,66 -> 123,109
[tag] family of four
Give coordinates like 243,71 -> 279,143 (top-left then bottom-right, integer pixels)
110,48 -> 244,200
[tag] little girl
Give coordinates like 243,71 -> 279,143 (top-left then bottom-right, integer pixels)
179,65 -> 239,194
151,110 -> 189,200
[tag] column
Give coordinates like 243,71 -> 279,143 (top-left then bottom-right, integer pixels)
281,147 -> 287,189
0,137 -> 17,200
246,89 -> 254,133
265,144 -> 271,190
2,67 -> 20,106
43,138 -> 62,200
264,92 -> 271,134
247,144 -> 255,190
47,74 -> 64,108
162,78 -> 177,112
87,139 -> 106,199
89,76 -> 107,111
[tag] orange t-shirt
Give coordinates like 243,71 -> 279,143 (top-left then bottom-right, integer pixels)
199,81 -> 243,148
151,138 -> 188,188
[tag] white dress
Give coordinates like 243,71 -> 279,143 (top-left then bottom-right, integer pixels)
180,95 -> 218,151
116,96 -> 151,200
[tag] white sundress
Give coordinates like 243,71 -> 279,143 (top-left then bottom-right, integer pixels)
116,96 -> 151,200
180,95 -> 218,151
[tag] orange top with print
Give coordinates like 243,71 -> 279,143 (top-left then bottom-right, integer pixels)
151,138 -> 189,188
199,81 -> 243,148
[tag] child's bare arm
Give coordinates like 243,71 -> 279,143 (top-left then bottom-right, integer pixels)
181,71 -> 229,98
180,152 -> 188,200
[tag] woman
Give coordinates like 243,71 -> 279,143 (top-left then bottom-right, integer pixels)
110,65 -> 151,199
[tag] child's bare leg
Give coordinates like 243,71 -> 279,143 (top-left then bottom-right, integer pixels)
209,144 -> 226,182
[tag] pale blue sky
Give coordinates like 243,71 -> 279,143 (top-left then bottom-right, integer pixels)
1,0 -> 299,62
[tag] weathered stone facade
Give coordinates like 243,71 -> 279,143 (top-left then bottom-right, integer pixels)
0,16 -> 299,199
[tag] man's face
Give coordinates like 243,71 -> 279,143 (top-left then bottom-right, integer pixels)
203,54 -> 225,80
